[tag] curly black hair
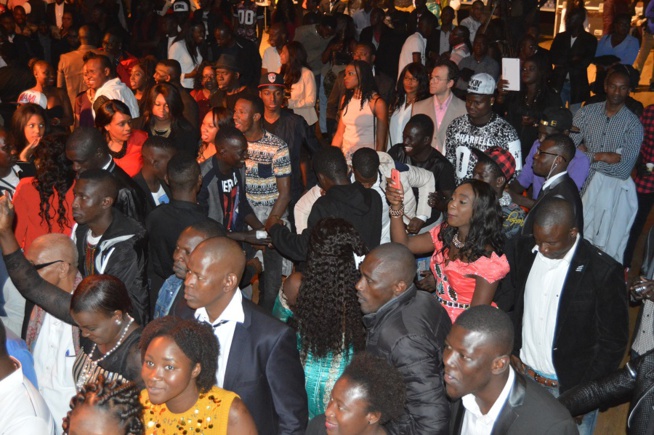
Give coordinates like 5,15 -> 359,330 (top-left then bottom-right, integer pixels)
139,316 -> 219,393
439,179 -> 504,262
31,133 -> 75,232
341,352 -> 406,425
294,218 -> 367,360
341,60 -> 379,112
391,62 -> 430,113
62,374 -> 143,435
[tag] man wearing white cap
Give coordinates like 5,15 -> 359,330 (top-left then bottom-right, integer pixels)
444,73 -> 521,183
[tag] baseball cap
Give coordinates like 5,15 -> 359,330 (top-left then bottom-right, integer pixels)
539,107 -> 573,132
17,90 -> 47,109
258,72 -> 285,88
468,73 -> 496,95
172,0 -> 189,12
472,147 -> 516,180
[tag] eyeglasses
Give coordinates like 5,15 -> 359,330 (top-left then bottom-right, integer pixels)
32,260 -> 64,270
430,76 -> 449,82
535,148 -> 567,162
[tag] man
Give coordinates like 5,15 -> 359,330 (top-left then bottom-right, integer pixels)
24,234 -> 79,433
57,24 -> 102,106
445,305 -> 578,434
210,54 -> 258,111
449,26 -> 471,65
505,198 -> 629,435
146,152 -> 210,306
46,0 -> 74,30
212,22 -> 261,87
460,0 -> 484,45
356,243 -> 451,434
318,0 -> 346,14
437,6 -> 455,56
397,12 -> 435,79
352,0 -> 372,38
71,169 -> 149,325
184,237 -> 308,434
82,52 -> 139,118
153,59 -> 199,129
0,11 -> 38,67
234,95 -> 290,311
359,7 -> 405,80
521,134 -> 583,237
634,0 -> 654,91
444,73 -> 521,183
456,33 -> 500,92
412,59 -> 467,153
101,29 -> 138,86
574,67 -> 643,262
269,146 -> 382,261
132,136 -> 176,213
389,114 -> 456,227
471,146 -> 525,239
261,23 -> 287,75
66,128 -> 147,222
0,318 -> 55,434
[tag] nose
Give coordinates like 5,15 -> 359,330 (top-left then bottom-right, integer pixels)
72,162 -> 81,172
325,400 -> 336,417
443,348 -> 454,366
354,276 -> 364,292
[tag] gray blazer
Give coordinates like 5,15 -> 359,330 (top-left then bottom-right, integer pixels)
412,94 -> 467,153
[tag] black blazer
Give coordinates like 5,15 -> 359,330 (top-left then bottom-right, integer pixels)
522,173 -> 583,237
550,30 -> 597,104
450,372 -> 578,434
222,299 -> 308,435
505,236 -> 629,393
46,2 -> 75,27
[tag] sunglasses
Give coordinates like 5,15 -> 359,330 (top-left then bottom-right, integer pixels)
32,260 -> 64,270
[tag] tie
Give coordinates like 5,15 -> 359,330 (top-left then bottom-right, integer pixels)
210,320 -> 228,329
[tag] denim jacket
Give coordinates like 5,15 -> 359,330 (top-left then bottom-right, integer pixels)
153,275 -> 183,319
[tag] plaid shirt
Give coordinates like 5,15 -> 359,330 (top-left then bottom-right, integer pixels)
636,105 -> 654,194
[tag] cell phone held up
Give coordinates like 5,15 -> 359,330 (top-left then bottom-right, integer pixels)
391,169 -> 401,188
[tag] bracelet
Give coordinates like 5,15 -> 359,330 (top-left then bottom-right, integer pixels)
389,208 -> 404,218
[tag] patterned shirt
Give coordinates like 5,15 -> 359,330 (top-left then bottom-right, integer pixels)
245,130 -> 291,207
445,113 -> 522,182
572,102 -> 643,189
636,104 -> 654,194
233,1 -> 263,42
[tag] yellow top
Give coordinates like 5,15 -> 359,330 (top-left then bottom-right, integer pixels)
140,386 -> 238,435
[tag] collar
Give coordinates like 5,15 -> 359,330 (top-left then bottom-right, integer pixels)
543,171 -> 567,189
194,289 -> 245,326
462,367 -> 515,421
363,284 -> 417,329
531,233 -> 580,265
434,92 -> 453,109
101,156 -> 114,170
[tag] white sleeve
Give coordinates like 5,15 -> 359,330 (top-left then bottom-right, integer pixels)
507,139 -> 522,171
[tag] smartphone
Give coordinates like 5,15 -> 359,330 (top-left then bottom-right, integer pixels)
391,168 -> 401,187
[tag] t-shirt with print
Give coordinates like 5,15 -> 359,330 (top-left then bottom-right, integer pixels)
233,1 -> 264,42
245,130 -> 291,207
444,113 -> 522,183
218,169 -> 241,232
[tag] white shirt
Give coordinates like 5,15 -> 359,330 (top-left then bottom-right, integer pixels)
168,39 -> 203,89
461,367 -> 515,435
194,289 -> 245,387
521,235 -> 580,376
32,313 -> 76,435
54,2 -> 64,28
542,171 -> 567,191
439,29 -> 451,55
398,32 -> 426,80
151,184 -> 169,206
0,278 -> 25,337
0,358 -> 56,435
293,185 -> 322,234
93,77 -> 140,119
460,17 -> 481,45
352,9 -> 371,38
262,46 -> 282,74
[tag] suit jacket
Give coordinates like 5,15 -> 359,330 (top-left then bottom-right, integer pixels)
318,0 -> 347,14
222,298 -> 308,435
46,2 -> 75,27
57,44 -> 102,107
132,172 -> 172,216
412,94 -> 467,153
505,236 -> 629,393
522,173 -> 584,237
450,372 -> 579,435
549,31 -> 597,104
359,24 -> 406,79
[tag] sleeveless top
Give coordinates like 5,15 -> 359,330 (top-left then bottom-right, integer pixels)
140,386 -> 238,435
341,96 -> 375,161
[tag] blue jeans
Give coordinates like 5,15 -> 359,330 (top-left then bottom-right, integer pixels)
543,384 -> 598,435
560,81 -> 582,114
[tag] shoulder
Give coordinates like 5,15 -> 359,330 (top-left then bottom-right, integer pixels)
243,298 -> 294,337
579,239 -> 622,272
412,96 -> 433,111
518,374 -> 578,427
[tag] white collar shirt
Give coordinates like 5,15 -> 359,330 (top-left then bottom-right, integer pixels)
461,367 -> 515,435
542,171 -> 568,190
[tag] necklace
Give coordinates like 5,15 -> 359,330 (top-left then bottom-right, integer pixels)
452,232 -> 465,249
108,139 -> 128,159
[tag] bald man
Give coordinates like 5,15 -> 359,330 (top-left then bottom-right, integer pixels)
25,234 -> 80,433
184,237 -> 308,435
355,243 -> 452,434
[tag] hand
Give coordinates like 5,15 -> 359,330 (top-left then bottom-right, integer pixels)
0,194 -> 15,235
416,270 -> 436,292
385,180 -> 404,208
239,229 -> 272,245
19,138 -> 40,162
497,77 -> 509,96
264,215 -> 284,232
595,152 -> 621,164
578,143 -> 588,152
407,217 -> 425,234
521,115 -> 536,127
428,191 -> 448,209
630,276 -> 654,301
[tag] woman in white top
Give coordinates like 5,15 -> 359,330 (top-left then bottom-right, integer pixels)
168,22 -> 205,90
388,62 -> 430,148
280,41 -> 318,126
332,60 -> 388,161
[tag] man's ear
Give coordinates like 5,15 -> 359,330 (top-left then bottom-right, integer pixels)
101,196 -> 114,208
103,67 -> 111,77
224,272 -> 239,292
253,112 -> 262,122
491,355 -> 510,375
392,279 -> 408,296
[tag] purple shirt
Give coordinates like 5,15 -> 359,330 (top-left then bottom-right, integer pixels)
516,139 -> 591,198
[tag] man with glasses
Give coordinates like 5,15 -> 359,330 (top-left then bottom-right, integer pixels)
411,59 -> 466,153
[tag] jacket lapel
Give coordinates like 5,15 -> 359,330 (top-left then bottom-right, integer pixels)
554,240 -> 588,343
222,299 -> 251,391
491,373 -> 526,435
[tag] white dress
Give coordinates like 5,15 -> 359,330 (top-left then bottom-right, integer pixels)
168,40 -> 203,89
388,101 -> 413,149
342,96 -> 375,161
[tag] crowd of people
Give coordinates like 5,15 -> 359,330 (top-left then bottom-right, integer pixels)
0,0 -> 653,433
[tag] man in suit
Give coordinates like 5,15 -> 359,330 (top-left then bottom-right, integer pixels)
57,24 -> 101,107
46,0 -> 74,31
411,59 -> 466,153
505,197 -> 629,435
445,305 -> 578,434
359,7 -> 406,80
522,133 -> 583,236
184,236 -> 308,434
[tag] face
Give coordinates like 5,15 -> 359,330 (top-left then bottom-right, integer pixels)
472,36 -> 488,58
66,145 -> 103,174
142,146 -> 174,180
402,124 -> 428,156
192,24 -> 205,45
72,179 -> 110,224
142,336 -> 200,407
13,7 -> 26,25
441,8 -> 454,25
130,65 -> 147,90
233,99 -> 256,133
343,65 -> 360,90
279,45 -> 290,65
521,60 -> 540,86
447,183 -> 475,228
429,66 -> 451,96
325,377 -> 378,435
355,254 -> 396,314
214,28 -> 231,47
152,94 -> 170,121
0,16 -> 14,35
532,138 -> 561,177
68,405 -> 124,435
268,26 -> 286,48
443,325 -> 497,400
0,134 -> 16,171
71,309 -> 121,346
83,58 -> 109,91
466,94 -> 493,122
34,63 -> 55,87
352,46 -> 373,64
402,70 -> 419,96
62,11 -> 74,29
105,111 -> 132,143
472,161 -> 499,189
184,249 -> 227,311
102,34 -> 120,56
172,228 -> 206,279
260,87 -> 284,112
537,125 -> 558,143
219,138 -> 248,168
23,114 -> 45,146
201,66 -> 216,91
200,111 -> 219,144
613,18 -> 630,39
470,2 -> 483,21
67,28 -> 79,48
519,39 -> 538,60
605,73 -> 630,107
533,222 -> 577,259
215,68 -> 237,90
154,65 -> 171,84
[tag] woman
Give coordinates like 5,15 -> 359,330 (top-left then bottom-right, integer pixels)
280,41 -> 318,127
198,107 -> 234,163
332,61 -> 388,160
19,59 -> 73,130
132,83 -> 199,156
388,62 -> 429,147
129,57 -> 156,110
168,22 -> 205,89
387,179 -> 509,322
139,317 -> 257,434
95,100 -> 148,177
306,352 -> 406,435
495,53 -> 562,160
13,133 -> 75,250
286,218 -> 367,418
191,61 -> 220,123
63,375 -> 143,435
9,102 -> 47,162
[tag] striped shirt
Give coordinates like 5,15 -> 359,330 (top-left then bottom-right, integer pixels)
245,130 -> 291,207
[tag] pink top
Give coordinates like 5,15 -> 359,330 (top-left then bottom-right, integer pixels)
429,224 -> 510,322
433,92 -> 453,130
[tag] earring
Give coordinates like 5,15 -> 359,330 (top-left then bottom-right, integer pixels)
115,319 -> 121,325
